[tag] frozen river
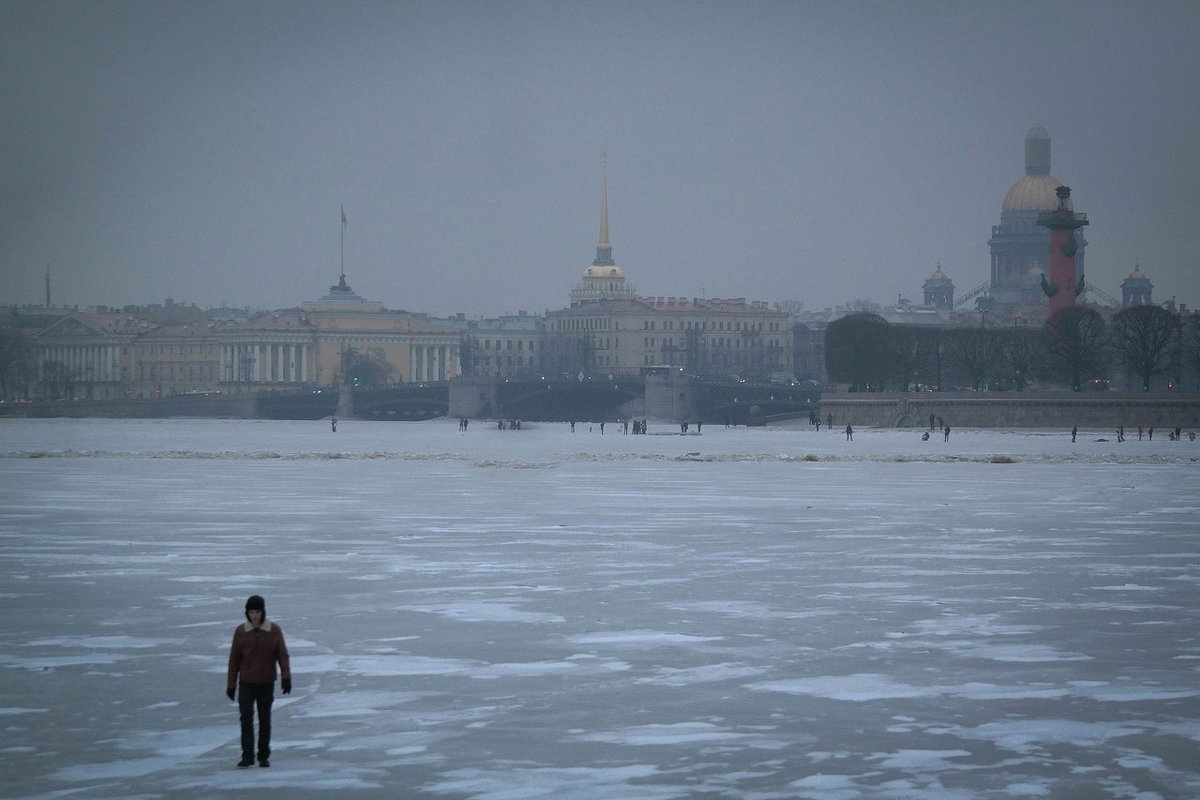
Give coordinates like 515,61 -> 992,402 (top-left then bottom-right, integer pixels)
1,418 -> 1198,799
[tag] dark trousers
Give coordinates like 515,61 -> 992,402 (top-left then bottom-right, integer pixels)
238,682 -> 274,760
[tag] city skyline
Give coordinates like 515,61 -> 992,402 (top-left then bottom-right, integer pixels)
3,2 -> 1198,317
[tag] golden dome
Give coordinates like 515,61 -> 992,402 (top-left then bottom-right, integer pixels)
1002,174 -> 1065,212
584,265 -> 625,279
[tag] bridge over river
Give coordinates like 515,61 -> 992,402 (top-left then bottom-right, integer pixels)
254,375 -> 820,423
450,374 -> 819,424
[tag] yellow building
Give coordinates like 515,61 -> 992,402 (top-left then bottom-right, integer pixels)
218,277 -> 463,392
546,296 -> 791,379
547,170 -> 791,379
133,321 -> 221,396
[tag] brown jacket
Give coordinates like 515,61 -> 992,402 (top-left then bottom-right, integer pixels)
227,620 -> 290,688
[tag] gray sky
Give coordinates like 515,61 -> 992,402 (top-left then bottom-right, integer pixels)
3,0 -> 1198,317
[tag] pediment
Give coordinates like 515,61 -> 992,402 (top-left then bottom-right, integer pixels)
36,315 -> 107,340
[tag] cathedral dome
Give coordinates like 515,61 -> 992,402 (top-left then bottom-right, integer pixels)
1002,174 -> 1065,212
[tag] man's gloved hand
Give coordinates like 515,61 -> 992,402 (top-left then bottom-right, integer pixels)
226,687 -> 235,701
281,678 -> 292,695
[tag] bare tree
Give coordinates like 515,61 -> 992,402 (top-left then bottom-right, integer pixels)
824,313 -> 890,391
459,336 -> 480,376
40,360 -> 80,400
947,327 -> 1002,390
996,326 -> 1039,391
0,327 -> 38,400
344,347 -> 395,388
1040,307 -> 1109,391
916,326 -> 951,391
890,325 -> 931,392
1111,305 -> 1181,391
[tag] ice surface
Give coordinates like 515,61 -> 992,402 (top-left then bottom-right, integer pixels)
1,417 -> 1198,798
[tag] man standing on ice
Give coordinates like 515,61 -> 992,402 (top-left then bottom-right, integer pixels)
227,594 -> 291,768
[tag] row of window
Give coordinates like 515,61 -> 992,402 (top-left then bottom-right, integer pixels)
481,339 -> 541,351
556,318 -> 614,331
140,365 -> 219,382
553,318 -> 785,333
644,337 -> 783,349
479,356 -> 535,367
642,320 -> 782,332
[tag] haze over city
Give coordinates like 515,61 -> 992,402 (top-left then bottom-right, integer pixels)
3,0 -> 1198,317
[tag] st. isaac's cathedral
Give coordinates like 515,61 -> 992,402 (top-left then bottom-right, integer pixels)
987,125 -> 1087,308
918,125 -> 1155,320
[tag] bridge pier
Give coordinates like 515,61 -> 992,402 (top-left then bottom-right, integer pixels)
645,372 -> 695,422
449,376 -> 499,418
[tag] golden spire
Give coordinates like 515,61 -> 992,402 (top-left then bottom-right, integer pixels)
593,153 -> 615,266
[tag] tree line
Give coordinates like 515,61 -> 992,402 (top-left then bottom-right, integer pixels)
824,305 -> 1200,393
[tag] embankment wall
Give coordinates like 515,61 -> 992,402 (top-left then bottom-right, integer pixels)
819,392 -> 1200,430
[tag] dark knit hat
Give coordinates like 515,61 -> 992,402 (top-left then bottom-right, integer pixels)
244,595 -> 266,619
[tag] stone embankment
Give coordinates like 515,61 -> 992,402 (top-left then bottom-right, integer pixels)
819,392 -> 1200,429
0,393 -> 256,419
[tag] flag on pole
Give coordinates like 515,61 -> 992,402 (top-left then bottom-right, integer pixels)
341,206 -> 347,227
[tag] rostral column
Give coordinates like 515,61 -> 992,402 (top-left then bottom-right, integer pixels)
1037,185 -> 1090,316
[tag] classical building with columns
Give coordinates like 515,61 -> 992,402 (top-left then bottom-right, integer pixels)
23,277 -> 463,399
219,276 -> 463,392
33,312 -> 154,399
218,309 -> 317,390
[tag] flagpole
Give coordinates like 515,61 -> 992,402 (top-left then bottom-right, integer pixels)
340,206 -> 345,282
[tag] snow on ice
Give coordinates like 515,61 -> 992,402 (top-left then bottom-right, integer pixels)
1,417 -> 1198,798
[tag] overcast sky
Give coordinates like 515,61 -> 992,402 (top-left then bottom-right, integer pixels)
3,1 -> 1198,318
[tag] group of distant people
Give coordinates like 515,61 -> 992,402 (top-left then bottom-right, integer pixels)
1114,425 -> 1190,443
335,413 -> 1196,444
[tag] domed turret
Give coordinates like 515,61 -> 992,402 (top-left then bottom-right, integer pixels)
1121,261 -> 1153,307
922,262 -> 955,309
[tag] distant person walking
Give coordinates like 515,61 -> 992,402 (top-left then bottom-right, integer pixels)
1071,426 -> 1077,443
845,423 -> 853,441
330,416 -> 337,433
943,425 -> 951,442
227,595 -> 291,769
